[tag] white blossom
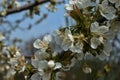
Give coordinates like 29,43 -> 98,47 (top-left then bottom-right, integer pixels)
32,59 -> 48,75
70,42 -> 83,53
61,29 -> 74,51
29,0 -> 120,79
76,0 -> 92,9
90,22 -> 109,49
33,34 -> 52,51
90,22 -> 109,35
90,37 -> 101,49
53,29 -> 74,51
65,0 -> 93,11
31,50 -> 62,80
31,59 -> 62,80
65,4 -> 73,11
109,0 -> 120,9
64,0 -> 77,11
99,0 -> 116,20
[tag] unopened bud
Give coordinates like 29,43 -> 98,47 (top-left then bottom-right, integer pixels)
48,60 -> 55,68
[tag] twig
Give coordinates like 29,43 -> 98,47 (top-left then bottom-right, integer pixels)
0,0 -> 50,17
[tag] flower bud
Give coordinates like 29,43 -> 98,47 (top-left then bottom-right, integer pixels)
48,60 -> 55,68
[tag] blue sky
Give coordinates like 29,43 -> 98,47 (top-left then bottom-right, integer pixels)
4,3 -> 66,43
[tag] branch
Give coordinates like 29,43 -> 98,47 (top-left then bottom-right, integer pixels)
0,0 -> 50,17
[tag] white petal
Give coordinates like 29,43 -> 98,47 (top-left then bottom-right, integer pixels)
62,29 -> 74,51
15,51 -> 21,57
33,39 -> 42,49
70,42 -> 83,53
101,0 -> 109,7
115,1 -> 120,8
52,52 -> 58,57
99,5 -> 116,20
70,58 -> 77,67
97,53 -> 108,60
31,73 -> 42,80
90,22 -> 99,32
103,50 -> 110,56
53,30 -> 63,45
99,0 -> 116,20
84,52 -> 94,60
43,34 -> 52,44
75,0 -> 91,9
100,11 -> 116,20
33,39 -> 48,50
69,0 -> 77,5
38,60 -> 48,70
19,65 -> 25,72
35,50 -> 50,60
54,62 -> 62,70
105,31 -> 116,40
15,1 -> 21,8
91,37 -> 100,49
103,41 -> 112,56
98,37 -> 104,43
65,29 -> 74,42
42,72 -> 51,80
65,4 -> 73,11
31,59 -> 39,68
62,42 -> 73,51
38,69 -> 44,76
98,26 -> 109,34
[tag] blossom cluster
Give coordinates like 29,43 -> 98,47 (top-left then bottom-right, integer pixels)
0,34 -> 26,80
31,0 -> 120,80
0,0 -> 119,80
0,0 -> 21,16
